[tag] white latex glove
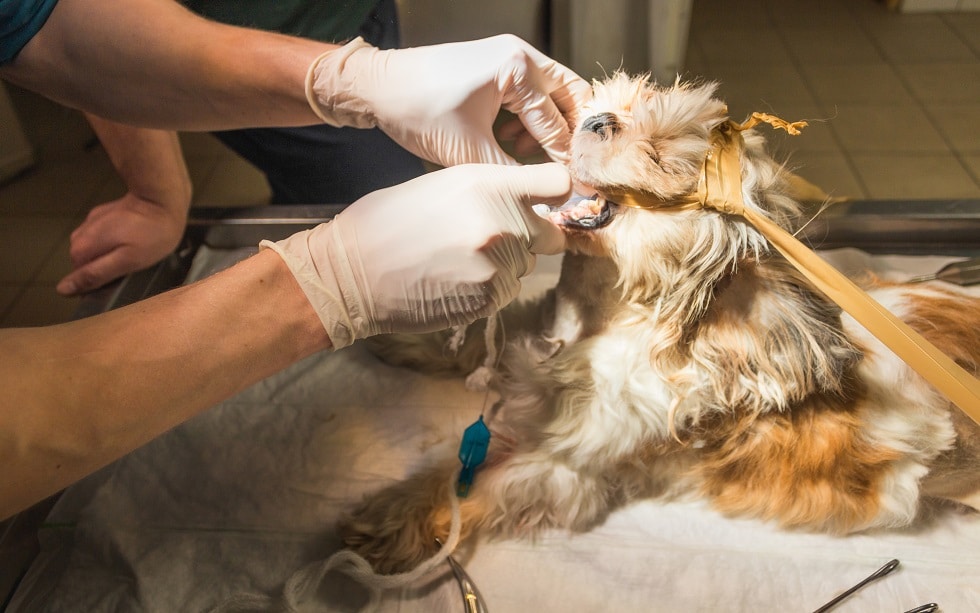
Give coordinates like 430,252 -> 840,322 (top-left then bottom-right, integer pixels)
305,34 -> 591,167
262,163 -> 570,349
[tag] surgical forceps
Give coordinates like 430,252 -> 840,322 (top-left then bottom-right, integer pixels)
908,256 -> 980,286
436,539 -> 488,613
811,558 -> 900,613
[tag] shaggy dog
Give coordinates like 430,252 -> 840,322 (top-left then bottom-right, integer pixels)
340,74 -> 980,573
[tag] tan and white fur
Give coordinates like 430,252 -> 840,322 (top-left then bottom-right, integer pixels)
340,73 -> 980,573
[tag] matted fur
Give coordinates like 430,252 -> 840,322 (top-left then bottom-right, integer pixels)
342,74 -> 980,573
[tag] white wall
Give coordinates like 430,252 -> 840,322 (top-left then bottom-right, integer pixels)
396,0 -> 692,84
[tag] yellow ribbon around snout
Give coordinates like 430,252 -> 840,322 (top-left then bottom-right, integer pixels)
598,115 -> 980,423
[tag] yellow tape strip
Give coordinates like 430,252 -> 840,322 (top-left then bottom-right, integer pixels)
600,118 -> 980,423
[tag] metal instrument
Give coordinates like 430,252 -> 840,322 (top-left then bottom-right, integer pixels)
436,539 -> 488,613
908,256 -> 980,286
811,558 -> 900,613
445,551 -> 488,613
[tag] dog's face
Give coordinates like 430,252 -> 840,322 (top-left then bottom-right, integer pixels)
569,73 -> 727,201
549,74 -> 751,303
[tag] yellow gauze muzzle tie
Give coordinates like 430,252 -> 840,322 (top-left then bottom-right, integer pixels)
600,113 -> 980,424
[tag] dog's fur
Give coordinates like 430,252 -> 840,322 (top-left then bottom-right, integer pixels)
340,73 -> 980,573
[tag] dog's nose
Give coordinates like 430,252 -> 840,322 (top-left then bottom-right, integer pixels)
581,112 -> 619,138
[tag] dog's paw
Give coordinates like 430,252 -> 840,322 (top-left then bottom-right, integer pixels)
337,497 -> 442,574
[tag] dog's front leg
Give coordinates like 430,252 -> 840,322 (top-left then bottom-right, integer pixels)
339,444 -> 613,573
338,457 -> 490,574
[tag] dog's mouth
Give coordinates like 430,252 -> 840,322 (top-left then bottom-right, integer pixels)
541,194 -> 614,230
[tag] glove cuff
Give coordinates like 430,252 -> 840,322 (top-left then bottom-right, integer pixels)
304,37 -> 379,130
260,231 -> 356,349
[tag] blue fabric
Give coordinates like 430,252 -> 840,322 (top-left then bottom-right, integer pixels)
0,0 -> 58,64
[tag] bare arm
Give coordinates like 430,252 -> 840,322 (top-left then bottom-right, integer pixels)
0,249 -> 331,519
57,115 -> 193,295
85,114 -> 192,211
0,0 -> 338,130
0,161 -> 572,520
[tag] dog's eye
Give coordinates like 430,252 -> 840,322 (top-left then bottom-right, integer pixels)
581,113 -> 620,139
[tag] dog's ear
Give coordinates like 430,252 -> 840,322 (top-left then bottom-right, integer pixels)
674,79 -> 729,132
631,80 -> 729,200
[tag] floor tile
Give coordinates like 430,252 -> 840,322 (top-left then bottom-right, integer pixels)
698,64 -> 816,119
192,156 -> 271,207
924,103 -> 980,153
780,24 -> 885,65
0,285 -> 20,317
0,149 -> 113,215
827,103 -> 949,153
941,12 -> 980,55
767,0 -> 863,29
2,285 -> 80,327
184,156 -> 220,194
179,132 -> 233,158
0,216 -> 76,284
761,106 -> 843,156
690,0 -> 771,31
85,173 -> 127,207
4,84 -> 72,150
33,109 -> 97,163
850,153 -> 979,199
896,62 -> 980,104
695,26 -> 794,68
800,63 -> 915,105
787,153 -> 867,201
34,238 -> 73,286
961,154 -> 980,184
862,13 -> 975,63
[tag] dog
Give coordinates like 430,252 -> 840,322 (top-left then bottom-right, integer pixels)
339,73 -> 980,573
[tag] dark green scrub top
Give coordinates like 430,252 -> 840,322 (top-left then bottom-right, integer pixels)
182,0 -> 378,43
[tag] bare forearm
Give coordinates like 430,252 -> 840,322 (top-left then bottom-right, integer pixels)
0,249 -> 330,518
85,113 -> 192,212
1,0 -> 336,130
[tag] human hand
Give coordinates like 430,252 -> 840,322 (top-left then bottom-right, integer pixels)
497,115 -> 548,160
57,193 -> 188,296
305,35 -> 591,167
262,163 -> 570,348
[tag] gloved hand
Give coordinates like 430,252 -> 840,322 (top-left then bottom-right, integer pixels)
305,34 -> 590,167
262,163 -> 570,349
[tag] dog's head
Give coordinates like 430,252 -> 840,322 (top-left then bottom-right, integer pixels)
550,73 -> 802,308
547,74 -> 859,412
570,72 -> 727,203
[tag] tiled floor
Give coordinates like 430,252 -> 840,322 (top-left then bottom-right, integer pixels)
685,0 -> 980,202
0,0 -> 978,329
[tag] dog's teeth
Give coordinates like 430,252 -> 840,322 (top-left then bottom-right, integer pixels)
545,195 -> 612,230
532,204 -> 552,218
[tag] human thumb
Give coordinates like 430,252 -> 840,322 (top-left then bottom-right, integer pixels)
498,163 -> 570,255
